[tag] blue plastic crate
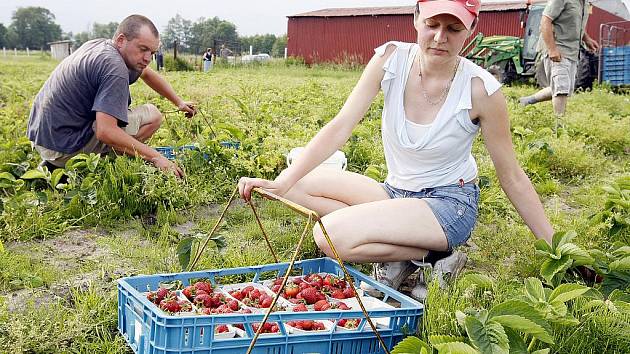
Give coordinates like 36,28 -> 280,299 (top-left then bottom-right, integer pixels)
118,257 -> 423,354
601,46 -> 630,86
155,141 -> 241,160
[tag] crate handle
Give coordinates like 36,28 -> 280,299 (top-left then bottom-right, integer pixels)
188,185 -> 391,354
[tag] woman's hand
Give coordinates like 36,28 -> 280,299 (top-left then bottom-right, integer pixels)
238,177 -> 289,202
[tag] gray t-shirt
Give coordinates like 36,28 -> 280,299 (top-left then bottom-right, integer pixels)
27,39 -> 142,154
537,0 -> 590,62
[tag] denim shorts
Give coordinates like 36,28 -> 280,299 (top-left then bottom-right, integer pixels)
380,181 -> 480,250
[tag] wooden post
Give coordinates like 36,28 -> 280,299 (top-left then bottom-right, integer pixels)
284,47 -> 288,59
173,40 -> 178,60
26,47 -> 29,56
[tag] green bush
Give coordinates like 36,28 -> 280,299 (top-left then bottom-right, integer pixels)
164,56 -> 194,71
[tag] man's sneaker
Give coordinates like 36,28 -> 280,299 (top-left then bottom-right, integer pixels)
361,261 -> 417,296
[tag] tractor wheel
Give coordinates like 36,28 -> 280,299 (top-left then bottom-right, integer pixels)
488,60 -> 518,85
575,48 -> 598,90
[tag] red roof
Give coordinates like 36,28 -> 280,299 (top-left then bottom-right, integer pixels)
288,1 -> 545,18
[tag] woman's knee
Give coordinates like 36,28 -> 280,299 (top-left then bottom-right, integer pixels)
312,217 -> 353,259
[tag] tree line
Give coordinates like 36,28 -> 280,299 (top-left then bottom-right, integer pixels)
0,6 -> 287,57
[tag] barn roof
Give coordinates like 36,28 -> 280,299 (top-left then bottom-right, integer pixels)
288,1 -> 548,18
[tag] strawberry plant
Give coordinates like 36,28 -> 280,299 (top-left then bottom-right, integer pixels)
588,242 -> 630,296
534,231 -> 594,286
590,176 -> 630,241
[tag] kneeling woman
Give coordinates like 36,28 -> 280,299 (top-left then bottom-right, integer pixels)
238,0 -> 554,299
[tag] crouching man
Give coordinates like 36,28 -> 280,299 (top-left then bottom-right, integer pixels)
27,14 -> 196,177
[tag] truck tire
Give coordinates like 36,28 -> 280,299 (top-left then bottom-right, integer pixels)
488,60 -> 518,85
575,48 -> 598,90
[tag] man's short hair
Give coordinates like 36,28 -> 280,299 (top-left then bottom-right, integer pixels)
115,15 -> 159,41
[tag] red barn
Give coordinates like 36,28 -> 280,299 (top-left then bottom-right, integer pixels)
287,1 -> 626,64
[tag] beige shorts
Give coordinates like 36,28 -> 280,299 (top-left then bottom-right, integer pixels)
543,55 -> 577,97
34,104 -> 154,167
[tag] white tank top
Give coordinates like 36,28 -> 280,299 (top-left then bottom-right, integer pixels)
375,41 -> 501,190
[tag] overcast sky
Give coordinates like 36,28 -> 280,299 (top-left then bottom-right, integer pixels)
0,0 -> 412,36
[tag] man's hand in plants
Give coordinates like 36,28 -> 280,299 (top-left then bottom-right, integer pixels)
152,155 -> 185,178
177,101 -> 197,118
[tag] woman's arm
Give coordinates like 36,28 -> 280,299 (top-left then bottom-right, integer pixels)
473,79 -> 554,244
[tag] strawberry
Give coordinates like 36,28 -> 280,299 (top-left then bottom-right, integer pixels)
313,322 -> 325,330
313,299 -> 329,311
194,293 -> 213,308
299,287 -> 319,305
159,297 -> 181,313
342,287 -> 355,298
292,303 -> 308,312
339,318 -> 360,329
194,281 -> 212,294
335,302 -> 350,310
230,290 -> 244,301
228,299 -> 239,311
182,285 -> 196,301
284,283 -> 299,298
308,274 -> 323,289
216,324 -> 229,333
259,294 -> 273,308
331,289 -> 345,299
271,284 -> 282,293
300,320 -> 313,330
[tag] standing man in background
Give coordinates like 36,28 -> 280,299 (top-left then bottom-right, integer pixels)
27,14 -> 196,178
155,44 -> 164,71
219,44 -> 233,64
519,0 -> 599,119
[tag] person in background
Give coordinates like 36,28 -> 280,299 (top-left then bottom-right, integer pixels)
27,14 -> 196,178
238,0 -> 555,300
220,44 -> 233,64
519,0 -> 599,119
155,44 -> 164,71
203,47 -> 214,72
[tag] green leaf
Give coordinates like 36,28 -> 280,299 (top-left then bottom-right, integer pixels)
20,169 -> 47,180
540,256 -> 572,285
465,317 -> 509,354
609,256 -> 630,271
50,169 -> 66,188
524,278 -> 546,302
433,342 -> 479,354
364,165 -> 382,181
459,273 -> 495,291
552,230 -> 576,250
429,335 -> 467,345
0,172 -> 16,181
491,315 -> 553,344
534,239 -> 553,254
504,327 -> 527,354
531,349 -> 550,354
176,237 -> 195,271
215,122 -> 246,141
391,336 -> 431,354
488,300 -> 553,344
548,283 -> 589,305
556,243 -> 593,265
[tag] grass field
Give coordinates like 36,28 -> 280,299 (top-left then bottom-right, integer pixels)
0,56 -> 628,353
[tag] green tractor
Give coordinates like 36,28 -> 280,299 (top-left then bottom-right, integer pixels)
461,4 -> 598,88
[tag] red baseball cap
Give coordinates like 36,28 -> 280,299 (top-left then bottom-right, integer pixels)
417,0 -> 481,30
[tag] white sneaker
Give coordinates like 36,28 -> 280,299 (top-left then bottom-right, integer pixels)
361,261 -> 417,296
409,251 -> 467,301
410,271 -> 428,301
373,261 -> 418,290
